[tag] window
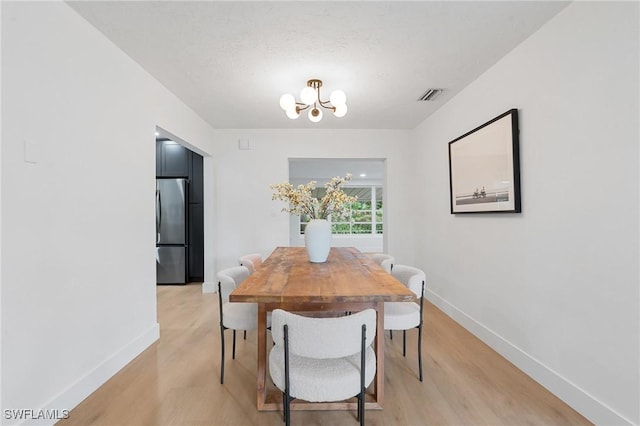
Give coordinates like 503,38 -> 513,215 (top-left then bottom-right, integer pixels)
300,186 -> 383,236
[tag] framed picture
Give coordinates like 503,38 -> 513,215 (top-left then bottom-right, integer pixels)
448,109 -> 521,214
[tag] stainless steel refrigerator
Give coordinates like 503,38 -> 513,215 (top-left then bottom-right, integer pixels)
156,178 -> 188,284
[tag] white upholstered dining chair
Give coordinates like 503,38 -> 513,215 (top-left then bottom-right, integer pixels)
371,253 -> 394,273
217,265 -> 270,384
269,309 -> 377,426
384,264 -> 425,381
238,253 -> 263,274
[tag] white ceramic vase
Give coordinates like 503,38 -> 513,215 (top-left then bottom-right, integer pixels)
304,219 -> 331,263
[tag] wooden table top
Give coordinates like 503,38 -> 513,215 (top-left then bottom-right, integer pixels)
230,246 -> 415,304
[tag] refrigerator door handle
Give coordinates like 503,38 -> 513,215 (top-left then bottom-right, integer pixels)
156,189 -> 161,244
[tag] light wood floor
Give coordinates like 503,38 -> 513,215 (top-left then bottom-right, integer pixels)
59,283 -> 591,426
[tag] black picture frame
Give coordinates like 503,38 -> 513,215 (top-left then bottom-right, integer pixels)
448,109 -> 521,214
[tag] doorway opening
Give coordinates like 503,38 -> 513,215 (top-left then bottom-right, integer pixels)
155,127 -> 205,284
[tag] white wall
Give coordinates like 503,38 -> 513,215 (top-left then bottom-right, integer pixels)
1,2 -> 216,424
209,129 -> 413,277
412,2 -> 639,425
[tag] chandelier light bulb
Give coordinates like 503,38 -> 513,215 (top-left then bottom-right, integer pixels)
333,103 -> 348,118
286,107 -> 300,120
300,86 -> 317,106
279,94 -> 295,111
329,90 -> 347,107
308,107 -> 323,123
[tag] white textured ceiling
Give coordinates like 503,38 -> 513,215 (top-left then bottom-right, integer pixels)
68,1 -> 569,130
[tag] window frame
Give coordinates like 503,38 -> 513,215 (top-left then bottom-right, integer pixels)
299,185 -> 383,236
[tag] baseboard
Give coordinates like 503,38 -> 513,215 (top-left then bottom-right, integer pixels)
426,289 -> 634,426
18,323 -> 160,426
202,281 -> 217,293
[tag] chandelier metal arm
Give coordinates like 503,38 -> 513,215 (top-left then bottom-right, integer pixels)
307,79 -> 334,111
295,103 -> 310,113
318,99 -> 336,111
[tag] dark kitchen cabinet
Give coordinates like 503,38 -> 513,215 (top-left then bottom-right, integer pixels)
188,203 -> 204,281
189,152 -> 203,204
155,142 -> 163,175
188,151 -> 204,281
158,140 -> 189,177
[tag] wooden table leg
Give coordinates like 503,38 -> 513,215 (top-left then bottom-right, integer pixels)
257,303 -> 267,410
374,301 -> 384,407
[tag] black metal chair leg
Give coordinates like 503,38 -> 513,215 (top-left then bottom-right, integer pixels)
282,391 -> 287,424
403,330 -> 407,357
220,326 -> 225,384
284,325 -> 291,426
244,330 -> 247,340
360,324 -> 366,426
232,330 -> 237,359
389,330 -> 393,340
418,279 -> 425,382
286,395 -> 291,426
418,324 -> 423,382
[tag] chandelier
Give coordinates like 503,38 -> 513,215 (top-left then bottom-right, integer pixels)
279,79 -> 348,122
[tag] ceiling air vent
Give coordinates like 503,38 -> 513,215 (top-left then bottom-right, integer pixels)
418,88 -> 443,102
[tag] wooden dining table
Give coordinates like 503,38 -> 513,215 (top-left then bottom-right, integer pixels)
229,246 -> 415,412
